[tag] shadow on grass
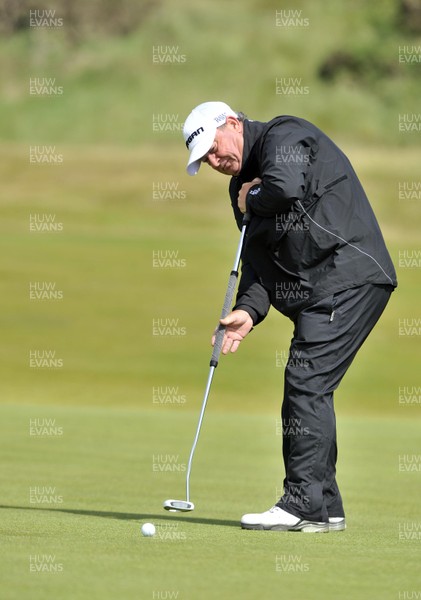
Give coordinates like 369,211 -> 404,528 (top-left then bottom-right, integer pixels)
0,504 -> 239,527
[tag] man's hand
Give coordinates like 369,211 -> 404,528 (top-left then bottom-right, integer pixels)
211,309 -> 254,354
238,177 -> 262,214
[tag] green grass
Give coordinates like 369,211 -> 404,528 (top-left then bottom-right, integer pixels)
0,0 -> 420,145
0,142 -> 419,416
1,404 -> 420,600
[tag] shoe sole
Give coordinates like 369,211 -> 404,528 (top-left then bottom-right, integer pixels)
241,520 -> 329,533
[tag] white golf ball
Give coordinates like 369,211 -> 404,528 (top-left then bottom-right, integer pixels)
141,522 -> 156,537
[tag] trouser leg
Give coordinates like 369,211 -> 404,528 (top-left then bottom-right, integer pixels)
324,419 -> 344,518
277,284 -> 393,521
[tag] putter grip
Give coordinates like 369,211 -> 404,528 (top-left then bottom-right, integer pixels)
210,270 -> 238,367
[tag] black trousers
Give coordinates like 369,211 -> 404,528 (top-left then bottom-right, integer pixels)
277,284 -> 393,522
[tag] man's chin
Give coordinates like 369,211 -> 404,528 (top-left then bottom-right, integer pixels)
220,165 -> 240,176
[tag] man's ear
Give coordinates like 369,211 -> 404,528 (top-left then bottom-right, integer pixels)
226,115 -> 242,131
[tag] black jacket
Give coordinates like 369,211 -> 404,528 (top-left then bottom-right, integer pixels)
230,116 -> 397,322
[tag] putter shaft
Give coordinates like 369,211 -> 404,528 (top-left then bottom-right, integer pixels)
186,366 -> 216,503
185,214 -> 250,504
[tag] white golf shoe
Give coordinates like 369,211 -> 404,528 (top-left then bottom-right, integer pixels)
328,517 -> 346,531
241,505 -> 329,532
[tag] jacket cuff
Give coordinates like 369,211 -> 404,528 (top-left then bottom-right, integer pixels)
245,184 -> 262,213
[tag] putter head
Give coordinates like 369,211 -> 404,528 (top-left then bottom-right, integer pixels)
163,499 -> 195,512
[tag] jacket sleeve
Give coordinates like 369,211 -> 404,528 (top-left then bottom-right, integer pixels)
245,126 -> 315,217
229,175 -> 270,325
232,258 -> 271,325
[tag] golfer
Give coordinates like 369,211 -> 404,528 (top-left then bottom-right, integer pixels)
182,102 -> 397,532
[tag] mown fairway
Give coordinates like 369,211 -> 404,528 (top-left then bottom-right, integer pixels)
0,142 -> 419,414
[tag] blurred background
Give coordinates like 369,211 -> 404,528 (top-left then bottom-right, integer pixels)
0,0 -> 420,417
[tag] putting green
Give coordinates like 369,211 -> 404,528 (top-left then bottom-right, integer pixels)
1,404 -> 420,600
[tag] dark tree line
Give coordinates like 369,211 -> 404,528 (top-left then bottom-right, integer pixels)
0,0 -> 419,42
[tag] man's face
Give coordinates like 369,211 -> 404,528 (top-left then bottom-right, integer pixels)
201,116 -> 244,176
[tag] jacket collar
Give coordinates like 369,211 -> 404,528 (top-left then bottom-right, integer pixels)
241,119 -> 267,170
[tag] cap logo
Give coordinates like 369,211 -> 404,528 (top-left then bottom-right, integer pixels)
185,126 -> 204,149
214,113 -> 227,124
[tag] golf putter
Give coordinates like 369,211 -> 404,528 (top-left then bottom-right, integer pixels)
163,212 -> 251,512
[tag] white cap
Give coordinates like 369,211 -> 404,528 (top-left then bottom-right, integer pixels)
183,101 -> 238,175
